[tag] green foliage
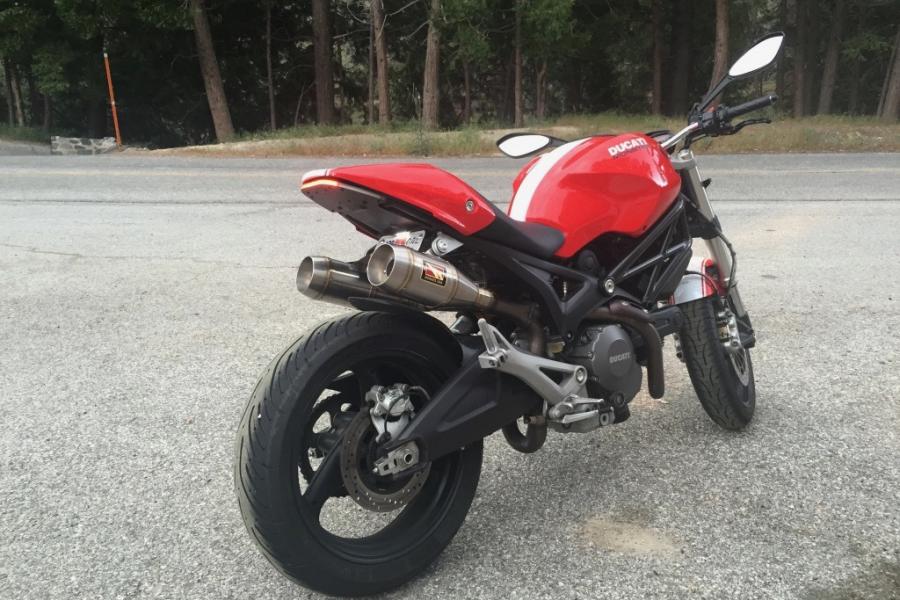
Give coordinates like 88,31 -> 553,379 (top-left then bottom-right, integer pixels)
444,0 -> 492,66
31,42 -> 71,95
0,123 -> 48,143
0,0 -> 896,145
522,0 -> 574,59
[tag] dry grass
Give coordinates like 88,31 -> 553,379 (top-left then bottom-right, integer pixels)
155,113 -> 900,158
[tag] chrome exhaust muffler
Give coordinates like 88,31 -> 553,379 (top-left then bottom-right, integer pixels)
299,246 -> 542,352
297,256 -> 385,307
366,244 -> 495,310
299,245 -> 496,311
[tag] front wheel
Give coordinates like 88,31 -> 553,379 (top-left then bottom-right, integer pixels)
679,297 -> 756,429
234,312 -> 483,596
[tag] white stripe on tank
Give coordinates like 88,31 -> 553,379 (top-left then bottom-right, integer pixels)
508,139 -> 587,222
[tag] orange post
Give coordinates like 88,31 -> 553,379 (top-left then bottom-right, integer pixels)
103,52 -> 122,146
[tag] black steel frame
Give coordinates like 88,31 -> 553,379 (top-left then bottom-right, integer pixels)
461,197 -> 692,339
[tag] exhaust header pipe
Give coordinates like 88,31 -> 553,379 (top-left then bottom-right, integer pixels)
297,256 -> 385,307
366,244 -> 495,310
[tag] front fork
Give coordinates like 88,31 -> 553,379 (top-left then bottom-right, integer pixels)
671,148 -> 748,319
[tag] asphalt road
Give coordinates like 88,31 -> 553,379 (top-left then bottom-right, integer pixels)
1,153 -> 898,600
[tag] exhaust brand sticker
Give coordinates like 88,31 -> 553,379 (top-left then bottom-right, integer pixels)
421,261 -> 447,286
379,230 -> 425,251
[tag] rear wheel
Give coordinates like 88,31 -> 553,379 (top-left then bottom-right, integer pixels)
679,297 -> 756,429
235,312 -> 483,596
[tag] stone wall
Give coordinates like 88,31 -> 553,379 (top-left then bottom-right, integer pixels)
50,136 -> 118,155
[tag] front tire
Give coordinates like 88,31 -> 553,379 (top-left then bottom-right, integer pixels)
679,297 -> 756,429
234,312 -> 483,596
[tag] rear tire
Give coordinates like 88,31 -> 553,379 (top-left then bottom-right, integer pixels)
234,311 -> 483,596
679,297 -> 756,429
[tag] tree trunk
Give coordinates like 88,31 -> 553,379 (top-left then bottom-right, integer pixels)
535,60 -> 548,120
13,67 -> 25,125
803,8 -> 817,112
9,63 -> 25,127
651,0 -> 663,114
847,57 -> 860,114
333,42 -> 344,121
371,0 -> 391,124
190,0 -> 235,141
2,58 -> 14,125
422,0 -> 441,129
88,100 -> 106,138
367,15 -> 375,124
708,0 -> 729,95
265,0 -> 276,129
876,31 -> 894,115
880,26 -> 900,121
792,0 -> 807,117
294,82 -> 312,126
312,0 -> 335,124
513,0 -> 523,127
816,0 -> 844,115
462,61 -> 471,123
669,0 -> 691,115
775,0 -> 787,100
42,94 -> 50,131
27,68 -> 40,126
565,62 -> 582,113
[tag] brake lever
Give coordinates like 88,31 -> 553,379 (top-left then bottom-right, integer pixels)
727,118 -> 771,135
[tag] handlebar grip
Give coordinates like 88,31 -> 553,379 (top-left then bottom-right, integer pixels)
722,94 -> 777,121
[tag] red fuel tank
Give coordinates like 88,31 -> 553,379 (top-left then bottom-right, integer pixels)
508,133 -> 681,258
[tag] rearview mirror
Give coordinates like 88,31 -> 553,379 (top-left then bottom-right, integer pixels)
729,33 -> 785,77
698,32 -> 784,112
496,133 -> 555,158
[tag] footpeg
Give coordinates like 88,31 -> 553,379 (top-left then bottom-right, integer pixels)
547,396 -> 614,433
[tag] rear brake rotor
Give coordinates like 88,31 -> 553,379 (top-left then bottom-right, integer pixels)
339,410 -> 430,512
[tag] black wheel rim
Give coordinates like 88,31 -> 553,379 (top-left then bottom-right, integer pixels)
288,349 -> 466,562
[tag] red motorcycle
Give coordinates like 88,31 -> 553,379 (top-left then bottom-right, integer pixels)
235,33 -> 784,596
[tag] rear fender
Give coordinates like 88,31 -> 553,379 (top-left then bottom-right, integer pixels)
671,257 -> 723,305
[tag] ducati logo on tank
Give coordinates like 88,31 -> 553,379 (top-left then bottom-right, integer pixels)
608,137 -> 648,157
421,261 -> 447,286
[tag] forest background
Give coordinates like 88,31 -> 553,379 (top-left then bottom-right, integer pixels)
0,0 -> 898,153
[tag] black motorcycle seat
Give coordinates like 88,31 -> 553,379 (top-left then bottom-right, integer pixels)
474,205 -> 565,259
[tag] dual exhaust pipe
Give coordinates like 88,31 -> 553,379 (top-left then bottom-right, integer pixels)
298,244 -> 665,397
297,244 -> 495,311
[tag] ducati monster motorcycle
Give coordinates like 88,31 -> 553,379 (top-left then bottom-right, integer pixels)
235,33 -> 785,596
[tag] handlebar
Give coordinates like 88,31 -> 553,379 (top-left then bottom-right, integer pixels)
721,94 -> 778,121
661,94 -> 778,150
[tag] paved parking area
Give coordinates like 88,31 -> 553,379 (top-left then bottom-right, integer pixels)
1,153 -> 898,599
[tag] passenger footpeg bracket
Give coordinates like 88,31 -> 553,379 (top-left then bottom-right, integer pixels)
477,319 -> 587,406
